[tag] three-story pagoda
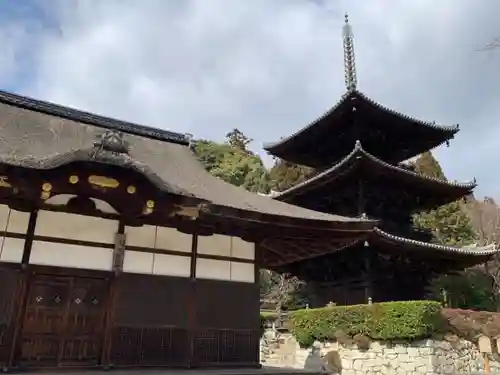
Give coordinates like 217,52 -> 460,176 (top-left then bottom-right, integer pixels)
263,14 -> 497,305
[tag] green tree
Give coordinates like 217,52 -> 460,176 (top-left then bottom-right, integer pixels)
427,269 -> 495,311
412,152 -> 494,310
194,139 -> 270,193
412,151 -> 476,246
414,151 -> 446,180
269,159 -> 317,192
226,128 -> 253,153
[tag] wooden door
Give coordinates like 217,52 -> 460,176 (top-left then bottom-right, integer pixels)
18,274 -> 108,367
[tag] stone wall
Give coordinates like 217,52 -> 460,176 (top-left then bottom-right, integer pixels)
261,330 -> 500,374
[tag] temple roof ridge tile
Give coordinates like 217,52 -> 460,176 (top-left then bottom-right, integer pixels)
0,89 -> 190,145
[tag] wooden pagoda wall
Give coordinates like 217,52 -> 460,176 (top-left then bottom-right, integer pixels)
0,202 -> 260,370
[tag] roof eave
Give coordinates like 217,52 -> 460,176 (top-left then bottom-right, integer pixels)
202,202 -> 378,232
263,89 -> 459,154
373,228 -> 497,256
273,141 -> 476,201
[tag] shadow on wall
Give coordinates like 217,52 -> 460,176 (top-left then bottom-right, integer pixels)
304,347 -> 342,374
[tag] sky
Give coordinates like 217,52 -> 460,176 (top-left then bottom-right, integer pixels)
1,0 -> 500,198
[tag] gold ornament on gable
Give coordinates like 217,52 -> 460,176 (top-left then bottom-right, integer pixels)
0,176 -> 11,188
69,175 -> 79,184
41,182 -> 52,200
143,200 -> 155,215
88,175 -> 120,189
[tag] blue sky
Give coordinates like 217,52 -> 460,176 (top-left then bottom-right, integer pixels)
1,0 -> 500,198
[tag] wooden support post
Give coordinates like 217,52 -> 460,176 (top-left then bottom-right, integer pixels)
101,220 -> 125,369
188,232 -> 198,368
363,242 -> 374,303
7,208 -> 38,369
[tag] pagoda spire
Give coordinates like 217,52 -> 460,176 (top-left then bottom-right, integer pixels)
342,13 -> 357,90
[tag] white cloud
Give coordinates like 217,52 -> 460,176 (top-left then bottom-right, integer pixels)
1,0 -> 500,198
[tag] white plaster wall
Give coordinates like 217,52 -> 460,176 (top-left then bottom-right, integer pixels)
0,205 -> 29,263
198,234 -> 255,261
1,238 -> 24,263
196,258 -> 255,283
230,261 -> 255,283
124,226 -> 255,282
125,225 -> 192,252
231,237 -> 255,260
196,258 -> 231,281
35,210 -> 117,244
198,234 -> 231,257
152,253 -> 191,277
122,250 -> 191,278
30,240 -> 113,271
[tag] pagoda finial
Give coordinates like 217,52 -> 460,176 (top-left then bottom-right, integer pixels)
342,13 -> 357,90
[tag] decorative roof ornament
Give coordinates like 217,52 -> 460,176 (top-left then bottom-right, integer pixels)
93,130 -> 129,155
342,13 -> 357,91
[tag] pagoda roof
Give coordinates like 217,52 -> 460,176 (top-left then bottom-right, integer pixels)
372,228 -> 497,258
264,89 -> 459,168
274,140 -> 475,213
0,89 -> 377,233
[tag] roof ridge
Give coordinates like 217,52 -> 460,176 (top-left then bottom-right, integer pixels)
373,227 -> 497,255
0,89 -> 190,146
263,89 -> 458,152
273,140 -> 475,199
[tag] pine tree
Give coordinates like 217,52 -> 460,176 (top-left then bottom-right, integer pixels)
269,159 -> 317,192
413,151 -> 447,180
225,128 -> 253,153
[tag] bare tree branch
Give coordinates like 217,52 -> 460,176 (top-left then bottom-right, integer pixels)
262,272 -> 303,313
465,198 -> 500,309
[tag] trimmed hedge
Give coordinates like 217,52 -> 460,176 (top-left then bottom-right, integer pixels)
289,301 -> 444,347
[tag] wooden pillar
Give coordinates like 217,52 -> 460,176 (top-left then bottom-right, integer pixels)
253,242 -> 262,368
100,220 -> 125,369
7,208 -> 38,370
363,242 -> 374,304
188,231 -> 198,368
357,178 -> 365,217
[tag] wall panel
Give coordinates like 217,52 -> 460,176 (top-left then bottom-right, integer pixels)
6,209 -> 30,234
122,250 -> 154,274
0,238 -> 24,263
153,253 -> 191,277
35,210 -> 117,243
230,262 -> 255,283
231,237 -> 255,260
125,225 -> 193,254
29,241 -> 113,271
155,227 -> 191,253
0,206 -> 29,264
125,225 -> 156,248
0,205 -> 9,232
196,258 -> 231,281
197,234 -> 231,257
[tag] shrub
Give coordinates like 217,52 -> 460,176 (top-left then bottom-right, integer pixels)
289,301 -> 444,347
